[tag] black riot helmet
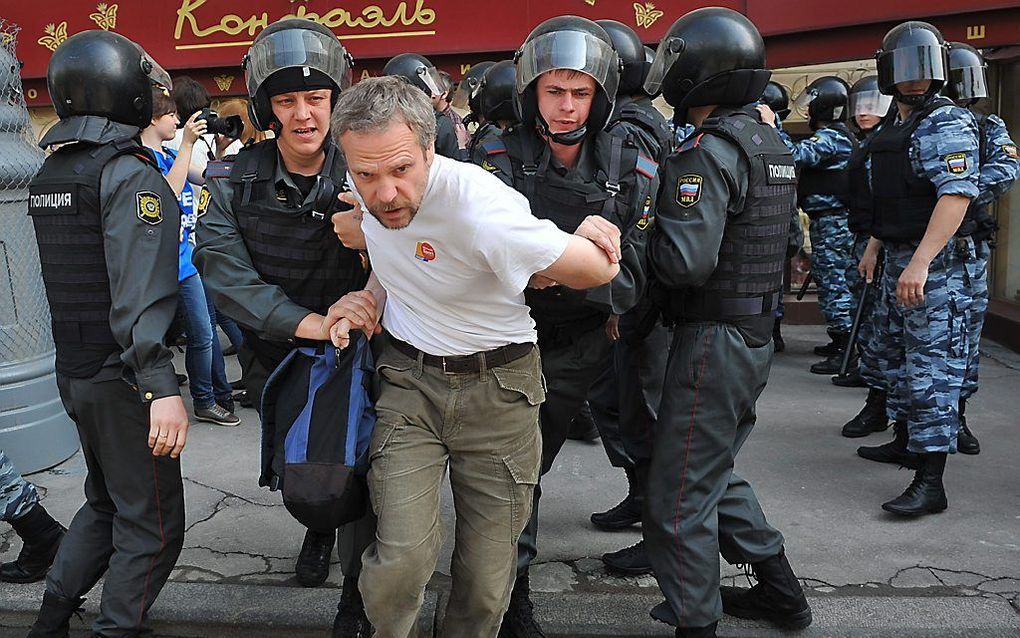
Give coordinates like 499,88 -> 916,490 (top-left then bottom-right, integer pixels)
513,15 -> 621,145
384,53 -> 444,99
596,19 -> 644,96
795,75 -> 850,129
876,21 -> 948,106
453,61 -> 495,111
645,8 -> 771,125
945,42 -> 988,106
760,81 -> 790,120
47,30 -> 166,128
478,60 -> 518,124
243,18 -> 354,131
849,75 -> 892,120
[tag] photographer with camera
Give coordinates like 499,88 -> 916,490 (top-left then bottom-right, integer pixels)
141,88 -> 240,427
168,77 -> 244,185
192,19 -> 374,634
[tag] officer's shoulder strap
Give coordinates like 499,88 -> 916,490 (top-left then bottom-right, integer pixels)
699,109 -> 779,160
228,138 -> 277,184
206,155 -> 236,180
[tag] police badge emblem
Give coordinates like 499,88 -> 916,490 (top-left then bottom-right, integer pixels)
676,174 -> 703,208
136,191 -> 163,225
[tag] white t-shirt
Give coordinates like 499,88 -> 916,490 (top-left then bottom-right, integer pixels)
355,155 -> 570,356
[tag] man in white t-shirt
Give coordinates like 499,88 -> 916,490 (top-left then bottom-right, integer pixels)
323,76 -> 621,638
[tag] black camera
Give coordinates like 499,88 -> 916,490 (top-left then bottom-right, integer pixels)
196,108 -> 243,139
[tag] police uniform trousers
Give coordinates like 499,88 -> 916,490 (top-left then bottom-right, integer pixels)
848,234 -> 884,391
645,322 -> 785,628
962,240 -> 990,399
878,239 -> 974,453
239,344 -> 376,579
48,371 -> 185,636
808,212 -> 855,333
588,300 -> 668,470
517,324 -> 612,574
0,449 -> 40,522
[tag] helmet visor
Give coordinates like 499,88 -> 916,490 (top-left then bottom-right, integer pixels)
850,88 -> 892,116
643,36 -> 684,96
948,65 -> 988,101
417,65 -> 444,99
451,76 -> 482,109
516,30 -> 620,100
245,28 -> 352,98
880,45 -> 947,86
794,87 -> 818,110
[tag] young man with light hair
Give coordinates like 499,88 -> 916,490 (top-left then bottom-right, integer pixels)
324,75 -> 621,638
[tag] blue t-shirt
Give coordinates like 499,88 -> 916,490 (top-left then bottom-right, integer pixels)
150,146 -> 198,281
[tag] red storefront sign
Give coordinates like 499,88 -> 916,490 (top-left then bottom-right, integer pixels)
7,0 -> 1020,107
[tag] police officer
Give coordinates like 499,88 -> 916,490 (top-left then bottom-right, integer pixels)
855,22 -> 980,516
759,79 -> 803,351
584,18 -> 671,577
792,76 -> 859,375
643,9 -> 811,636
25,31 -> 187,636
0,450 -> 64,583
841,75 -> 896,434
383,53 -> 461,159
944,42 -> 1019,454
191,19 -> 371,636
471,16 -> 655,636
452,60 -> 495,121
468,60 -> 518,159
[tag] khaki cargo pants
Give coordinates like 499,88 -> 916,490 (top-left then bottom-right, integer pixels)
359,341 -> 544,638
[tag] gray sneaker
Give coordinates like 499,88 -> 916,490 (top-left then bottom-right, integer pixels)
194,404 -> 241,427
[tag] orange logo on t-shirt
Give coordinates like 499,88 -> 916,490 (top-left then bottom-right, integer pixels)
415,241 -> 436,262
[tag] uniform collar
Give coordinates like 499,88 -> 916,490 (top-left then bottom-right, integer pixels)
39,116 -> 139,149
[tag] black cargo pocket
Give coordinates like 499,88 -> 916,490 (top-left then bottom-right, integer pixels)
492,367 -> 546,405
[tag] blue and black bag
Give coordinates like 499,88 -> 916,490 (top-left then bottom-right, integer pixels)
259,335 -> 375,531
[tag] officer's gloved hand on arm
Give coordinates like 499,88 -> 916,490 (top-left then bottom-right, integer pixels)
149,396 -> 189,459
331,192 -> 367,250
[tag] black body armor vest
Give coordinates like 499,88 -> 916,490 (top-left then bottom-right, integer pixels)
28,137 -> 155,377
500,127 -> 642,329
846,130 -> 874,235
228,140 -> 368,366
796,123 -> 856,212
870,96 -> 970,242
660,108 -> 797,345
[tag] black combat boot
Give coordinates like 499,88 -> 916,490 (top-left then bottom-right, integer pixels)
26,591 -> 85,638
831,365 -> 865,387
0,504 -> 65,583
857,420 -> 919,469
591,467 -> 642,530
332,576 -> 372,637
772,316 -> 785,353
295,528 -> 335,588
813,328 -> 841,356
602,540 -> 652,576
719,548 -> 812,630
676,623 -> 717,638
499,572 -> 546,637
841,388 -> 890,438
957,398 -> 980,455
882,453 -> 948,516
810,331 -> 849,375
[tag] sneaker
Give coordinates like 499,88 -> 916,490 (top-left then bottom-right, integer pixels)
602,540 -> 652,576
194,404 -> 241,427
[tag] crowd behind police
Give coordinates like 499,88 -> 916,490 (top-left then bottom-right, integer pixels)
1,7 -> 1013,638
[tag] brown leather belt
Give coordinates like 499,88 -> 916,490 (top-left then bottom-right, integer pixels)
390,338 -> 534,374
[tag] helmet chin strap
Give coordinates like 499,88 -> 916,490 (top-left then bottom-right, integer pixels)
537,116 -> 588,146
895,89 -> 936,108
